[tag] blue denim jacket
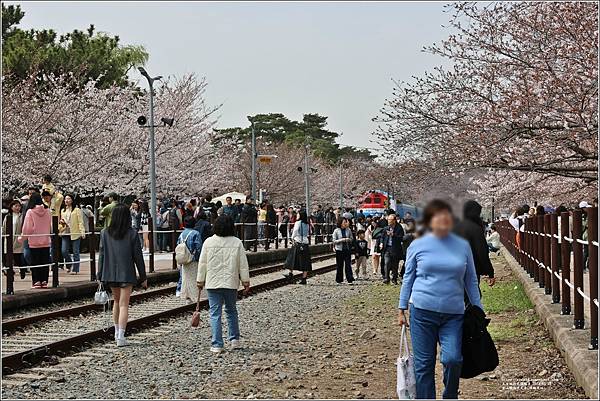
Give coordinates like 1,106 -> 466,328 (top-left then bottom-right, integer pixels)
177,228 -> 203,262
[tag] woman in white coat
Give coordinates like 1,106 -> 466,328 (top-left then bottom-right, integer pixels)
197,215 -> 250,353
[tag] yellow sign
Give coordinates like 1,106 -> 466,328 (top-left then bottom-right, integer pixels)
258,156 -> 273,164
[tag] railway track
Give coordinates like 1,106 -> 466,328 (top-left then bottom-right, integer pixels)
1,255 -> 338,375
2,253 -> 334,334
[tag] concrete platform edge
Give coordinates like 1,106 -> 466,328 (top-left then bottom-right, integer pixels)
2,244 -> 333,312
500,247 -> 598,399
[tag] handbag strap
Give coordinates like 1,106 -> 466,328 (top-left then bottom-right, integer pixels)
195,293 -> 201,312
399,325 -> 410,357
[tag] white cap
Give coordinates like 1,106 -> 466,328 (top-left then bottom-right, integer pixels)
578,201 -> 590,208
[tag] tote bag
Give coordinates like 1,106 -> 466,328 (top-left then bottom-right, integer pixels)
396,325 -> 417,399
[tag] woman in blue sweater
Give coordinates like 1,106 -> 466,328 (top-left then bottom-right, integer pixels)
398,199 -> 482,399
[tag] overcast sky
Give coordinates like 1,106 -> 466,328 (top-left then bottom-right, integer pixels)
11,1 -> 452,150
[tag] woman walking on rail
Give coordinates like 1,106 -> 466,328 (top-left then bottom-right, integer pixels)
332,217 -> 354,284
283,210 -> 312,284
98,204 -> 147,347
197,215 -> 250,353
59,195 -> 86,275
398,199 -> 482,399
176,216 -> 202,303
19,193 -> 52,289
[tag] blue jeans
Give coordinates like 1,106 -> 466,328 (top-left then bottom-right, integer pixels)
61,237 -> 81,272
409,304 -> 464,399
176,269 -> 182,293
207,288 -> 240,348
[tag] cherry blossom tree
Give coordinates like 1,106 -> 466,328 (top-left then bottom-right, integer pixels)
2,73 -> 220,198
375,2 -> 598,205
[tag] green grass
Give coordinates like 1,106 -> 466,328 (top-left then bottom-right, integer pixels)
488,313 -> 537,341
481,280 -> 533,314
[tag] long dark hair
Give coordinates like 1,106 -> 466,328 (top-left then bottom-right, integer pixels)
28,193 -> 43,209
107,203 -> 132,240
298,210 -> 308,224
61,194 -> 79,212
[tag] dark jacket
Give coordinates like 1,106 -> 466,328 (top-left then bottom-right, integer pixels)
454,200 -> 494,278
380,223 -> 405,258
241,204 -> 258,224
193,219 -> 212,243
98,228 -> 146,285
461,304 -> 499,379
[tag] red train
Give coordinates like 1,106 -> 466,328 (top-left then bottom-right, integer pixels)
357,190 -> 421,218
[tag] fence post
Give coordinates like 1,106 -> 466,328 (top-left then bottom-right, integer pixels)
52,216 -> 60,288
550,213 -> 560,304
537,215 -> 545,288
148,218 -> 155,273
544,214 -> 552,295
532,217 -> 539,283
587,207 -> 597,349
171,228 -> 177,270
560,212 -> 571,315
527,218 -> 534,278
253,223 -> 258,252
5,215 -> 15,295
89,216 -> 96,281
241,222 -> 246,251
572,209 -> 584,329
524,218 -> 531,277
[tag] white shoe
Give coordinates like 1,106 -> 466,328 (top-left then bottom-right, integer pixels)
116,337 -> 128,347
175,291 -> 181,298
230,339 -> 241,349
210,347 -> 224,354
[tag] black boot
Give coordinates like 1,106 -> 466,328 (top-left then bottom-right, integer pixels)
299,277 -> 307,285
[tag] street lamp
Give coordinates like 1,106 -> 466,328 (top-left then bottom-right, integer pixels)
139,67 -> 163,248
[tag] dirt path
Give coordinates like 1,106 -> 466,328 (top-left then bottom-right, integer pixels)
207,253 -> 587,399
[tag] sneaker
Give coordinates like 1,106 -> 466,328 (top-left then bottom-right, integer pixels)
116,337 -> 129,347
41,281 -> 48,288
348,281 -> 354,285
230,339 -> 242,349
32,282 -> 42,289
210,347 -> 224,354
175,291 -> 181,298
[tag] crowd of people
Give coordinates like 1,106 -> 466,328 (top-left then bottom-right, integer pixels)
3,177 -> 597,396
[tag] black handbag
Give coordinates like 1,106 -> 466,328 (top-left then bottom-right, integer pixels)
461,304 -> 499,378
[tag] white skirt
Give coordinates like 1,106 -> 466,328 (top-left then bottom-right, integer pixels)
180,261 -> 199,301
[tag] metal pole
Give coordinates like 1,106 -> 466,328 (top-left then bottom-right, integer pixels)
147,79 -> 158,251
339,159 -> 343,210
491,196 -> 495,222
304,140 -> 310,213
251,123 -> 257,201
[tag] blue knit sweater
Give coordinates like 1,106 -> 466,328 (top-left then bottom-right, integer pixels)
398,232 -> 482,314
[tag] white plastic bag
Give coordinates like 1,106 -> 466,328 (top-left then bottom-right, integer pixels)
396,325 -> 417,399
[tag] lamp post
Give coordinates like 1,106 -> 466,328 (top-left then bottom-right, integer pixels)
304,139 -> 311,213
139,67 -> 163,248
250,121 -> 257,201
339,158 -> 344,210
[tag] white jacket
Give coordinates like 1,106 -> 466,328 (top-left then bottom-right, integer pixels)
197,235 -> 250,289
